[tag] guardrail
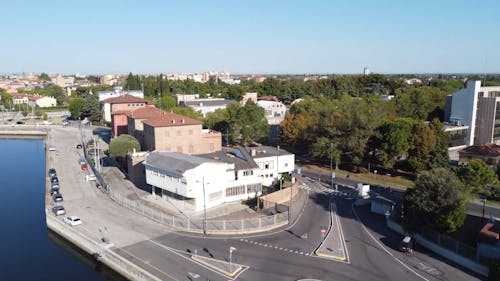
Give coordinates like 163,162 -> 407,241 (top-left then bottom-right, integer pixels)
46,211 -> 161,281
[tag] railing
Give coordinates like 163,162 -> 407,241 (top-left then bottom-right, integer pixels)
109,191 -> 289,234
83,142 -> 289,234
420,226 -> 480,263
46,211 -> 161,281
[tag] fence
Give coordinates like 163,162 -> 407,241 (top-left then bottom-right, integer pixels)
420,226 -> 479,262
46,211 -> 161,281
83,141 -> 289,234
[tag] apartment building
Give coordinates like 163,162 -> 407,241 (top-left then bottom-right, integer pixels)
102,94 -> 154,138
445,81 -> 500,146
142,112 -> 221,154
127,107 -> 165,149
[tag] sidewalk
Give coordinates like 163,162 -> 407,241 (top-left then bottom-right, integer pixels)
315,202 -> 348,262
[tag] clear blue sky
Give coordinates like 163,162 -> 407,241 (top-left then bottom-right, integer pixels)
1,0 -> 499,74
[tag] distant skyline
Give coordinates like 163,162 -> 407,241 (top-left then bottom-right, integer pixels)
1,0 -> 499,74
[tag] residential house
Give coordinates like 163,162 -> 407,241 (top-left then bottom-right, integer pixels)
99,87 -> 144,122
142,112 -> 221,154
102,94 -> 154,138
248,146 -> 295,186
12,94 -> 28,105
28,95 -> 57,108
127,107 -> 165,149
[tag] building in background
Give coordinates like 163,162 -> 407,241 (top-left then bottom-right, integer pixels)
101,94 -> 153,137
127,107 -> 165,149
100,88 -> 145,122
363,67 -> 370,76
445,81 -> 500,146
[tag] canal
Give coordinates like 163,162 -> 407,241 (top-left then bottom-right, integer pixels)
0,139 -> 124,281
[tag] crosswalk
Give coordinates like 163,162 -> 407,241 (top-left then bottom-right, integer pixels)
239,238 -> 311,256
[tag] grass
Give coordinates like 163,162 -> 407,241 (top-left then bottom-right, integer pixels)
300,163 -> 414,189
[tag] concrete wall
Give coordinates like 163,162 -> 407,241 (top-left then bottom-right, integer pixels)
147,124 -> 221,154
475,97 -> 496,144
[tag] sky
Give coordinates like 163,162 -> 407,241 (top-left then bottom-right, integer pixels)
1,0 -> 499,75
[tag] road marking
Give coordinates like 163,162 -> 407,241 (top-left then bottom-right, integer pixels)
119,248 -> 179,281
351,205 -> 429,281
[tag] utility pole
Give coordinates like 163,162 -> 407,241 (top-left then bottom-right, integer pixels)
202,176 -> 207,235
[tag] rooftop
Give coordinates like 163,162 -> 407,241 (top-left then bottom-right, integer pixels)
198,147 -> 259,171
184,99 -> 235,107
102,94 -> 149,104
142,112 -> 202,128
144,151 -> 217,175
128,107 -> 165,119
459,144 -> 500,157
247,145 -> 293,158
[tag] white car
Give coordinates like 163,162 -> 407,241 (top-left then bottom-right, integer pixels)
63,216 -> 82,226
85,174 -> 97,181
48,147 -> 56,151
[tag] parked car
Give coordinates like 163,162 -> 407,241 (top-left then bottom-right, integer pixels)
51,182 -> 60,189
79,158 -> 86,165
50,189 -> 60,196
48,168 -> 57,177
53,193 -> 63,202
76,144 -> 82,149
81,163 -> 88,171
52,205 -> 66,216
399,236 -> 414,252
63,216 -> 82,226
48,147 -> 56,151
51,176 -> 59,184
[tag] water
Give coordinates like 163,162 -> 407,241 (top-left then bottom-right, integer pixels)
0,139 -> 122,281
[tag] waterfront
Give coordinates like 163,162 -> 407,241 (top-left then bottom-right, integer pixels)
0,139 -> 121,281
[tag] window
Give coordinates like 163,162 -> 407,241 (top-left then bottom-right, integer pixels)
264,163 -> 269,169
243,170 -> 253,176
284,163 -> 288,167
247,183 -> 262,193
226,186 -> 245,197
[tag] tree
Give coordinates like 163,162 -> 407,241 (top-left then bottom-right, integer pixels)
456,159 -> 498,195
228,101 -> 269,146
39,73 -> 50,81
82,94 -> 101,123
68,98 -> 85,119
408,121 -> 437,171
157,95 -> 176,111
377,118 -> 416,168
46,85 -> 65,105
403,168 -> 467,233
109,134 -> 140,158
427,119 -> 450,169
204,108 -> 229,131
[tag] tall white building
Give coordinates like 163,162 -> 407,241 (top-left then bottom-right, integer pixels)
446,81 -> 500,146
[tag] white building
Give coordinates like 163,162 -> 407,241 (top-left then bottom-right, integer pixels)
144,149 -> 262,211
446,81 -> 500,146
182,98 -> 236,117
51,75 -> 75,88
256,100 -> 287,125
248,146 -> 295,186
363,67 -> 370,76
29,95 -> 57,107
98,87 -> 145,122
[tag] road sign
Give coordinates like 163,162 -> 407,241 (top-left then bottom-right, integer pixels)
331,172 -> 336,179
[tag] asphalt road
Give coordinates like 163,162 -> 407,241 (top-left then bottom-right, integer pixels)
47,126 -> 484,281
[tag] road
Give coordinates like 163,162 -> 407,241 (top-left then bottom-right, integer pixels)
46,125 -> 483,281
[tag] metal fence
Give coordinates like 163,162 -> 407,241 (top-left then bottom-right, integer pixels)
83,142 -> 289,234
420,226 -> 480,263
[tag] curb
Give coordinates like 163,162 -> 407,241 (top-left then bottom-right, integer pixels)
191,255 -> 244,277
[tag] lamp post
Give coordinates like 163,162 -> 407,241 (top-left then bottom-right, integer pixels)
202,176 -> 207,235
479,193 -> 487,220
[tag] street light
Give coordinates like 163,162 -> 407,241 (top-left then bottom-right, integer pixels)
479,193 -> 487,220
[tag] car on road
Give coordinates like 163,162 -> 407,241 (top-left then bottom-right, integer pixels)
50,189 -> 60,196
52,205 -> 66,216
76,144 -> 82,149
53,193 -> 63,202
48,147 -> 56,151
399,236 -> 414,252
48,168 -> 57,177
51,182 -> 60,189
63,216 -> 82,226
81,163 -> 88,171
51,176 -> 59,184
79,158 -> 86,165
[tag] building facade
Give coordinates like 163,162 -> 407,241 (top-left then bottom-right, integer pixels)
101,94 -> 153,138
144,151 -> 262,211
142,112 -> 222,154
127,107 -> 165,149
446,81 -> 500,146
248,146 -> 295,186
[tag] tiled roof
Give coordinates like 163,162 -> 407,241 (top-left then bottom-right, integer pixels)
102,94 -> 149,104
111,109 -> 134,115
459,144 -> 500,157
258,95 -> 280,102
128,107 -> 165,119
142,112 -> 202,128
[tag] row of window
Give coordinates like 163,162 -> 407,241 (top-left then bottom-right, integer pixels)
164,129 -> 194,137
127,103 -> 144,107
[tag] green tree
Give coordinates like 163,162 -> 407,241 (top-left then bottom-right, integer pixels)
204,108 -> 229,131
46,85 -> 65,105
39,73 -> 50,81
157,95 -> 176,111
82,94 -> 101,123
109,134 -> 140,158
228,101 -> 269,146
377,118 -> 416,168
408,121 -> 437,171
456,159 -> 498,195
172,106 -> 204,121
68,98 -> 85,119
427,119 -> 451,169
403,168 -> 467,233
